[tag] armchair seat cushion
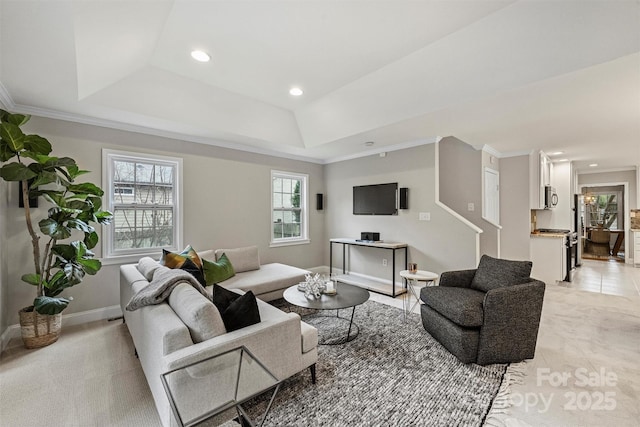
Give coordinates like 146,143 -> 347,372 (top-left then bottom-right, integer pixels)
421,286 -> 485,327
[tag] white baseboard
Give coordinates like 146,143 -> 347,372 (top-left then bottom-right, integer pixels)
1,305 -> 122,353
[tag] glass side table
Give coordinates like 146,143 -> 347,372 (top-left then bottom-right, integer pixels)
161,346 -> 281,427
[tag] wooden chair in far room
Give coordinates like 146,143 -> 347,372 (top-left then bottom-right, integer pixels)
587,228 -> 611,256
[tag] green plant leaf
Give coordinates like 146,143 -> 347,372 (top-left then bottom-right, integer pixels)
78,258 -> 101,275
21,273 -> 41,286
84,231 -> 99,249
0,163 -> 37,181
95,210 -> 113,224
63,262 -> 85,284
67,164 -> 90,179
30,170 -> 59,188
44,271 -> 69,296
34,296 -> 69,315
68,182 -> 104,197
67,219 -> 94,233
0,141 -> 16,161
39,218 -> 72,239
0,122 -> 25,151
5,112 -> 30,127
41,191 -> 68,208
23,134 -> 52,155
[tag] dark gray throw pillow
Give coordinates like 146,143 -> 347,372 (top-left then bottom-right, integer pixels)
221,291 -> 261,332
470,254 -> 533,292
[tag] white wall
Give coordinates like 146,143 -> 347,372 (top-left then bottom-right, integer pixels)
499,155 -> 532,260
1,116 -> 326,327
324,144 -> 478,283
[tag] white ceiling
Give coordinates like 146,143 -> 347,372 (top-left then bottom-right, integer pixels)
1,0 -> 639,169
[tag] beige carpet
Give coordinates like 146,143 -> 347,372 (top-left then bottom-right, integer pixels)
2,285 -> 639,427
0,320 -> 161,426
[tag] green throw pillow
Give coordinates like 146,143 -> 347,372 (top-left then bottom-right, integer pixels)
203,253 -> 235,285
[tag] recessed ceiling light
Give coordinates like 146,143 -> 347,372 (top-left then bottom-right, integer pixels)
550,151 -> 564,156
364,141 -> 374,147
556,158 -> 569,162
589,163 -> 598,167
289,87 -> 303,96
191,50 -> 210,62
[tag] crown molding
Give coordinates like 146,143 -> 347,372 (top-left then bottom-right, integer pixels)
6,102 -> 326,164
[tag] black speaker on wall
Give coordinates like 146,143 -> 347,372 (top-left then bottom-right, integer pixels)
399,187 -> 408,209
316,193 -> 323,210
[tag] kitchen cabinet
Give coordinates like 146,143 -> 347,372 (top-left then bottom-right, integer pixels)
633,230 -> 640,267
529,151 -> 552,210
530,234 -> 566,284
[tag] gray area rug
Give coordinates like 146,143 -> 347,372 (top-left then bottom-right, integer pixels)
247,300 -> 509,426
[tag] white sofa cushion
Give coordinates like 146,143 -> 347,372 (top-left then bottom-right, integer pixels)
215,246 -> 260,273
168,283 -> 226,343
217,263 -> 308,296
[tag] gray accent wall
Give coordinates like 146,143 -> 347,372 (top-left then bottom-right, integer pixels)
0,116 -> 325,327
500,155 -> 532,260
438,137 -> 500,257
324,144 -> 478,283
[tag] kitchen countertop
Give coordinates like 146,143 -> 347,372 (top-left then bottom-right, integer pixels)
530,232 -> 567,238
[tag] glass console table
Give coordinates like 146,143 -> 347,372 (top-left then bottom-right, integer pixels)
161,346 -> 281,427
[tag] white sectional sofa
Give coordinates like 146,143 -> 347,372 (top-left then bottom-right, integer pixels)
198,245 -> 311,301
120,249 -> 318,427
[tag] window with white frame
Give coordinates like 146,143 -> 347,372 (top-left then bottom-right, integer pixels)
103,150 -> 182,259
271,170 -> 309,245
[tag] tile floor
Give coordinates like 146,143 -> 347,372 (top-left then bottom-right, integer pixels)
558,258 -> 640,297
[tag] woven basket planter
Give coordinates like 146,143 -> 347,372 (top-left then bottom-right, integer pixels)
19,308 -> 62,349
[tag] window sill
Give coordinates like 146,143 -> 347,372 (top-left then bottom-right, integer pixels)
269,239 -> 310,248
100,252 -> 162,266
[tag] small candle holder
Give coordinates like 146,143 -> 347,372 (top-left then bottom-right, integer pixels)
408,263 -> 418,274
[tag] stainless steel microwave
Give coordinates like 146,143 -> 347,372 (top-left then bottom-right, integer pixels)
544,185 -> 558,209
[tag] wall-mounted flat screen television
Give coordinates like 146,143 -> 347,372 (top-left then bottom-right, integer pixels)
353,182 -> 398,215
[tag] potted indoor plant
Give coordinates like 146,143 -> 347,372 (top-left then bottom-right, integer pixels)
0,109 -> 113,348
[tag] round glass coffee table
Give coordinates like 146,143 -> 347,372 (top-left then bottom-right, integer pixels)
283,282 -> 370,345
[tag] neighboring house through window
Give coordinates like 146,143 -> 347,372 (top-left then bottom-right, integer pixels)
103,149 -> 183,261
271,170 -> 309,246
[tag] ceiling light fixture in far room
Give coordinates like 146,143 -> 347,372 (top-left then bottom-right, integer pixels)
589,163 -> 599,167
289,87 -> 303,96
556,158 -> 569,162
364,141 -> 374,147
550,151 -> 564,156
190,50 -> 210,62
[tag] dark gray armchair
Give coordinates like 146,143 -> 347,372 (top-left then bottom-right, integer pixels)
420,255 -> 545,365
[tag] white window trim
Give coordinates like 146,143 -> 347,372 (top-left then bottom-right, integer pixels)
270,170 -> 310,247
101,149 -> 183,264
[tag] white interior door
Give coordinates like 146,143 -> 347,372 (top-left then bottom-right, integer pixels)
484,168 -> 500,225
